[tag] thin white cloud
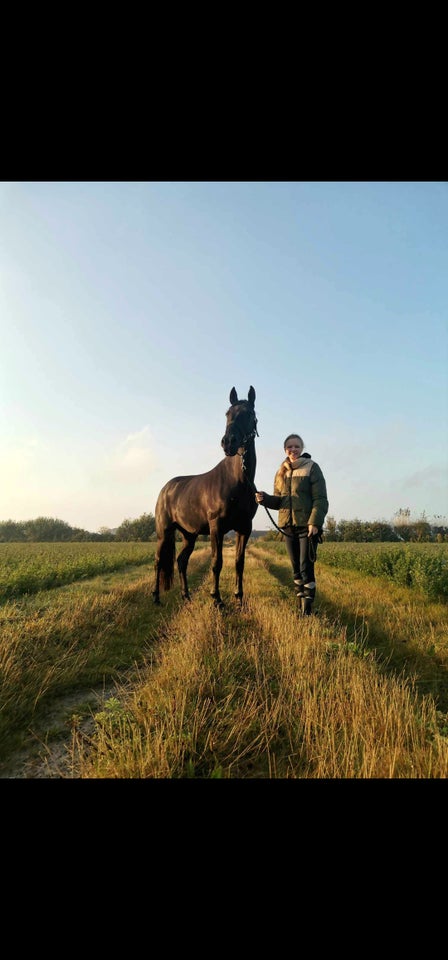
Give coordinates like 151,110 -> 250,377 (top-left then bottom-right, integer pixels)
110,427 -> 157,481
403,464 -> 448,491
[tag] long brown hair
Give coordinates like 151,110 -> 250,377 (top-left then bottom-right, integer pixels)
283,433 -> 304,452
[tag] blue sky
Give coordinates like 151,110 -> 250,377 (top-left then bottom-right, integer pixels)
1,181 -> 447,532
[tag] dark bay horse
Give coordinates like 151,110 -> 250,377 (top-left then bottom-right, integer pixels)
153,386 -> 258,607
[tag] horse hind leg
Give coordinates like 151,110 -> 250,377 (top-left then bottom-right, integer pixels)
153,547 -> 162,604
177,533 -> 197,601
153,574 -> 161,604
153,529 -> 176,605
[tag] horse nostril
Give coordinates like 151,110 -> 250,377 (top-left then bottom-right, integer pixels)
222,431 -> 238,451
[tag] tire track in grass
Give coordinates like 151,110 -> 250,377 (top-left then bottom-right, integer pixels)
0,549 -> 212,778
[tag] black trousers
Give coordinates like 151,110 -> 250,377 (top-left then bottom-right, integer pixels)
283,526 -> 319,586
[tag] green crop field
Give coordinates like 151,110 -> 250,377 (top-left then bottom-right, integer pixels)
261,540 -> 448,602
0,541 -> 156,602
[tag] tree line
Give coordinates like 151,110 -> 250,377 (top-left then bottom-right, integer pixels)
0,514 -> 156,543
322,514 -> 448,542
264,510 -> 448,543
0,510 -> 447,544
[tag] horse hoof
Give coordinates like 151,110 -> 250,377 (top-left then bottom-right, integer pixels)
211,596 -> 225,609
153,595 -> 161,605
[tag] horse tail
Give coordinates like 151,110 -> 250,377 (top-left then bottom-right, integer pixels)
158,529 -> 176,592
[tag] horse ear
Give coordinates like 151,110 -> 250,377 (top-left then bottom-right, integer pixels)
248,386 -> 256,405
230,387 -> 238,404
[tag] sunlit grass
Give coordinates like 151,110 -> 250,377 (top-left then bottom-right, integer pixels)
0,547 -> 211,763
69,546 -> 448,779
316,540 -> 448,601
2,540 -> 448,778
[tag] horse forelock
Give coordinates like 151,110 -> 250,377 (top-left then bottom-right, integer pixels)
225,398 -> 255,418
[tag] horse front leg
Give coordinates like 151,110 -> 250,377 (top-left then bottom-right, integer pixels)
209,521 -> 225,607
234,530 -> 249,606
177,534 -> 196,601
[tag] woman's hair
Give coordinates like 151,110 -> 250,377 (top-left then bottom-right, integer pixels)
283,433 -> 304,452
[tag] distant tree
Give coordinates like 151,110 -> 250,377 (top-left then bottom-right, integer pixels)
98,527 -> 116,540
368,521 -> 398,542
432,521 -> 448,542
392,508 -> 412,541
115,512 -> 156,541
394,508 -> 411,522
324,516 -> 339,541
338,518 -> 365,542
135,513 -> 156,540
115,519 -> 134,541
22,517 -> 73,541
0,520 -> 25,542
71,527 -> 103,541
414,512 -> 431,542
391,509 -> 447,543
0,517 -> 99,542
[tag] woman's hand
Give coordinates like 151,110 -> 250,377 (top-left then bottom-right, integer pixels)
255,491 -> 265,503
308,525 -> 318,537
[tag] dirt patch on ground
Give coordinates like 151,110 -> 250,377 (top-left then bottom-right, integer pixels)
0,684 -> 118,779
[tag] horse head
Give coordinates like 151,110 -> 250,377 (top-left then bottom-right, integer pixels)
221,386 -> 258,457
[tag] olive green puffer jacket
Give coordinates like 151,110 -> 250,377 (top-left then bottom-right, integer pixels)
262,453 -> 329,529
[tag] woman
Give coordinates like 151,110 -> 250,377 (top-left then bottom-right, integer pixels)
255,434 -> 328,615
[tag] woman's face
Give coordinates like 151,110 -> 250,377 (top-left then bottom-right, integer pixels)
285,439 -> 303,462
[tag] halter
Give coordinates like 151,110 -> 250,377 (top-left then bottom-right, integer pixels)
239,418 -> 259,447
226,402 -> 259,451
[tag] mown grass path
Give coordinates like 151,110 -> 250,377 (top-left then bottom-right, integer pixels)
0,548 -> 212,776
1,542 -> 447,777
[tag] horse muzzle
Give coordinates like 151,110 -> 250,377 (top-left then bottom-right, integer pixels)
221,435 -> 239,456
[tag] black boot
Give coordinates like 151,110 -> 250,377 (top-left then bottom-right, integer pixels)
302,584 -> 316,616
294,578 -> 305,610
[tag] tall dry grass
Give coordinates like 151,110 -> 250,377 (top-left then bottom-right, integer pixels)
67,546 -> 448,779
0,547 -> 211,763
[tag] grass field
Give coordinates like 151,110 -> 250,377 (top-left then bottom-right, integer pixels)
0,541 -> 155,602
1,540 -> 447,778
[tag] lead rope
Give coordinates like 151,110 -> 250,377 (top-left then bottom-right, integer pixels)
241,450 -> 321,554
240,450 -> 296,540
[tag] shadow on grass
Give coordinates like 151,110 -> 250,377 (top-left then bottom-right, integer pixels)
260,552 -> 448,714
320,591 -> 448,715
